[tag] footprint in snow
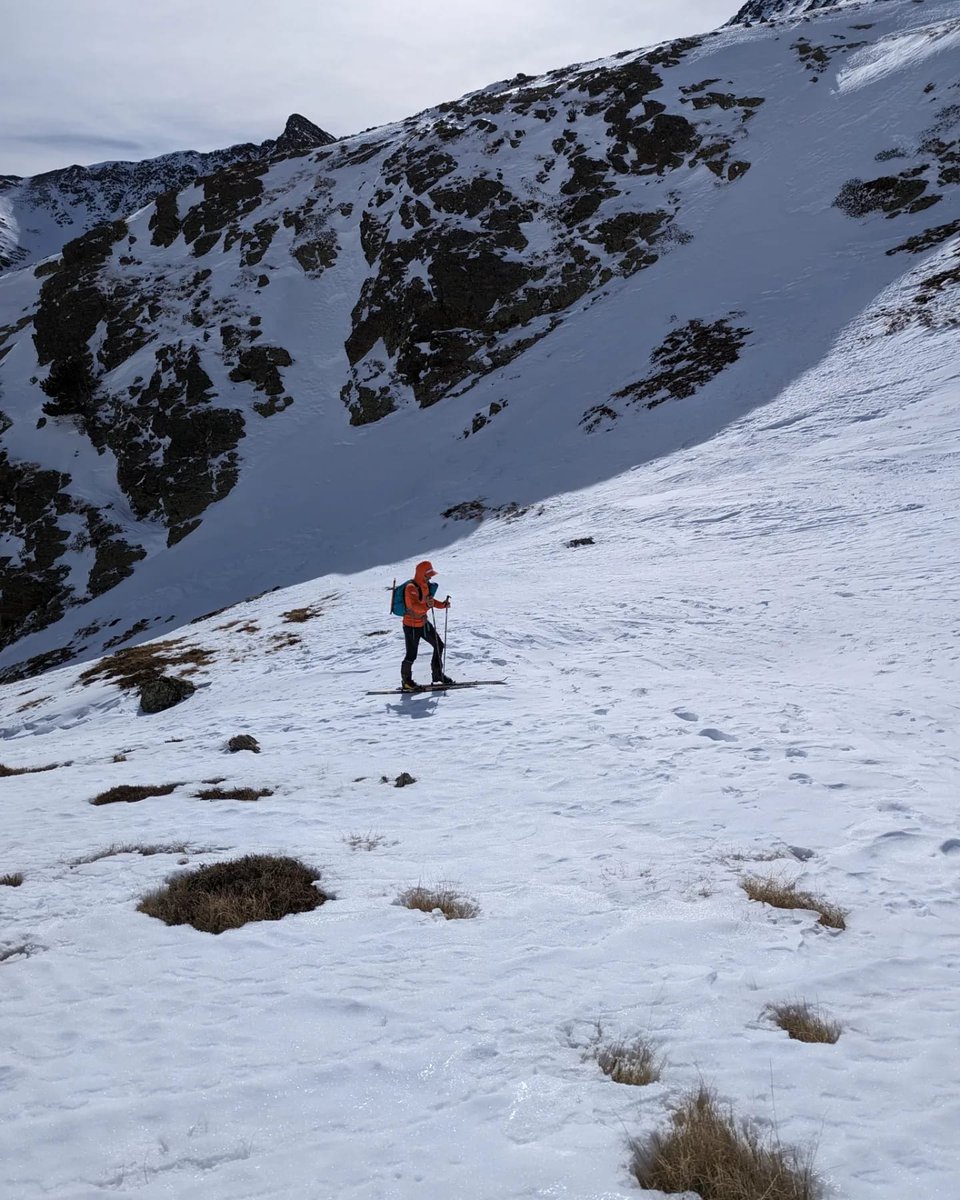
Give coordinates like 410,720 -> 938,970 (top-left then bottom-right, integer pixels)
785,747 -> 808,759
789,772 -> 813,784
699,728 -> 738,742
940,839 -> 960,855
674,709 -> 699,722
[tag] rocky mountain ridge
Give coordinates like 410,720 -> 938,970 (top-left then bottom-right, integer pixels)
0,114 -> 335,273
0,0 -> 957,681
729,0 -> 886,23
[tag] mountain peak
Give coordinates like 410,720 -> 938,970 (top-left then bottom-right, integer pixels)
271,113 -> 337,154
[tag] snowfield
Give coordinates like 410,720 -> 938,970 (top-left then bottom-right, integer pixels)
2,223 -> 959,1199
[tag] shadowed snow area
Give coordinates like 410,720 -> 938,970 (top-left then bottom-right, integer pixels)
1,234 -> 958,1196
1,0 -> 958,676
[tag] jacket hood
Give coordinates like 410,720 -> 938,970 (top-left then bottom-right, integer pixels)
414,560 -> 436,581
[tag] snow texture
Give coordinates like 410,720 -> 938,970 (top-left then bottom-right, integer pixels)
2,169 -> 960,1200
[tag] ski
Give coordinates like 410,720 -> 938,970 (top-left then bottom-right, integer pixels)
366,680 -> 507,696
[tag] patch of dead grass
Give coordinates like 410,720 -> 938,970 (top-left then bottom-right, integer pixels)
0,872 -> 24,887
594,1028 -> 664,1086
765,1001 -> 842,1044
194,786 -> 274,802
0,761 -> 61,778
281,607 -> 318,624
630,1084 -> 820,1200
741,876 -> 847,930
90,783 -> 183,806
396,883 -> 479,920
138,854 -> 328,934
79,639 -> 215,690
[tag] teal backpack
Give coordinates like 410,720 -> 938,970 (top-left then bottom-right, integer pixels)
390,578 -> 438,617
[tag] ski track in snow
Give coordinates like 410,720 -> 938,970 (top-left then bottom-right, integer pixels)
2,250 -> 960,1198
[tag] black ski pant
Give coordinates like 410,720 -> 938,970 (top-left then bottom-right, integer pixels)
402,622 -> 444,681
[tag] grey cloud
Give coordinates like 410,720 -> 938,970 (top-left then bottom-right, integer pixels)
1,0 -> 734,176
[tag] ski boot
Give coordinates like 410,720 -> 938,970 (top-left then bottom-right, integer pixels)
432,673 -> 457,687
401,666 -> 423,692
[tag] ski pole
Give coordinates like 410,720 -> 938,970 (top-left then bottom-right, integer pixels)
443,596 -> 450,673
389,578 -> 396,615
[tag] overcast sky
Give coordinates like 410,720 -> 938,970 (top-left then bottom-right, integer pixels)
3,0 -> 736,177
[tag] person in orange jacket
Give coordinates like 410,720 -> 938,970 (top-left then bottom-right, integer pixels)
401,560 -> 454,690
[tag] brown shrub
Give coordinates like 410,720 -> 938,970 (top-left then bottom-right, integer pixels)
79,639 -> 215,690
397,883 -> 479,920
195,787 -> 274,802
741,876 -> 847,930
90,783 -> 182,806
766,1001 -> 842,1044
0,872 -> 24,887
138,854 -> 327,934
630,1085 -> 819,1200
0,761 -> 60,778
595,1030 -> 663,1086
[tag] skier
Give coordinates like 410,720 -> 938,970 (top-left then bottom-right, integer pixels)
400,560 -> 455,691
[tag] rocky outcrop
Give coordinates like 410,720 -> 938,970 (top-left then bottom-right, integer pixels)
1,115 -> 337,274
139,675 -> 197,713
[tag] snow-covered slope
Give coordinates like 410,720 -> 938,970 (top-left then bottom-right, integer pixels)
0,114 -> 335,272
1,226 -> 958,1198
0,0 -> 957,687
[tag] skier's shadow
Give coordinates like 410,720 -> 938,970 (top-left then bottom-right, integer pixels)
382,696 -> 441,719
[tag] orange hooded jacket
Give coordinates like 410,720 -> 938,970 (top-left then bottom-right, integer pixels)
402,561 -> 449,628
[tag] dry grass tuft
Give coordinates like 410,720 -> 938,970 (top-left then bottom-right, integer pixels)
79,639 -> 215,690
397,883 -> 479,920
765,1001 -> 842,1044
343,831 -> 387,852
138,854 -> 328,934
281,606 -> 319,624
741,876 -> 847,930
595,1029 -> 663,1086
1,872 -> 24,887
90,783 -> 182,806
194,786 -> 274,802
0,761 -> 61,778
630,1084 -> 820,1200
69,843 -> 198,866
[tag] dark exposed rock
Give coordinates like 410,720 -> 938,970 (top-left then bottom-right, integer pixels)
229,345 -> 293,397
139,674 -> 197,714
613,316 -> 751,411
227,734 -> 261,753
240,219 -> 278,266
181,161 -> 268,250
834,174 -> 941,219
887,220 -> 960,256
791,38 -> 867,77
33,219 -> 127,366
268,113 -> 337,155
149,189 -> 182,248
580,403 -> 620,433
